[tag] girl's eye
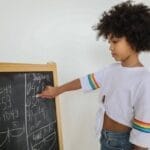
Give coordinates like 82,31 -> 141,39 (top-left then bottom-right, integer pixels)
112,40 -> 118,43
108,38 -> 119,43
112,40 -> 119,43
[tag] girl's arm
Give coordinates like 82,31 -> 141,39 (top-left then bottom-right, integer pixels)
37,79 -> 81,99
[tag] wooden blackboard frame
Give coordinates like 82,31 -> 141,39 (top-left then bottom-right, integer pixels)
0,62 -> 63,150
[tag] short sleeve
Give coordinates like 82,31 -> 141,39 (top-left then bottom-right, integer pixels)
130,79 -> 150,148
80,68 -> 105,92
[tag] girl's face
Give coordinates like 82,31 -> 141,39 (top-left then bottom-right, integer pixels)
108,35 -> 137,62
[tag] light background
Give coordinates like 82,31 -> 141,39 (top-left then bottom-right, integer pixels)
0,0 -> 150,149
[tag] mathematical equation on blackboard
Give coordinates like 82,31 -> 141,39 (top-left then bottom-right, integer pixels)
0,73 -> 59,150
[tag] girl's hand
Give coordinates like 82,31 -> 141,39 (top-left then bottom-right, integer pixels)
37,86 -> 60,99
133,145 -> 148,150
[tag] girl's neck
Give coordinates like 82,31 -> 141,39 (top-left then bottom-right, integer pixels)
121,53 -> 143,67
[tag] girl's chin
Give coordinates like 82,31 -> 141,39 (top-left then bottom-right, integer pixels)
113,57 -> 121,61
112,55 -> 119,60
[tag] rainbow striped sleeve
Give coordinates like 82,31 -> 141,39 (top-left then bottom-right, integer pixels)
87,73 -> 100,90
132,118 -> 150,133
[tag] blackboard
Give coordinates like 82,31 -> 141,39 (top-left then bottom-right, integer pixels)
0,63 -> 63,150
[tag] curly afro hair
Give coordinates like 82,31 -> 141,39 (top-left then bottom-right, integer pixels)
94,0 -> 150,52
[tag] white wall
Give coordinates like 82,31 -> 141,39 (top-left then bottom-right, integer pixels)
0,0 -> 150,150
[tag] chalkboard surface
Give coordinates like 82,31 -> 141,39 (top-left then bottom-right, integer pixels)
0,63 -> 63,150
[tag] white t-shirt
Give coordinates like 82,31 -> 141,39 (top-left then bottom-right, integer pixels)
80,63 -> 150,148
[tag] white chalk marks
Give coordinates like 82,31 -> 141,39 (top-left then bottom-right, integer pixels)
0,73 -> 58,150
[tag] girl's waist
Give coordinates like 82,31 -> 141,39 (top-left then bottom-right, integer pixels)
103,113 -> 131,132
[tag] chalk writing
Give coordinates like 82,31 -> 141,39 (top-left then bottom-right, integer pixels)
0,73 -> 59,150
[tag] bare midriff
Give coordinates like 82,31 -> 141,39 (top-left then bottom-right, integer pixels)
103,113 -> 131,132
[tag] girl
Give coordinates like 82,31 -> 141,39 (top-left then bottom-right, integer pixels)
38,1 -> 150,149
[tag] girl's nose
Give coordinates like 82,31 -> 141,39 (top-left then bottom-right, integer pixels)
109,45 -> 114,51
